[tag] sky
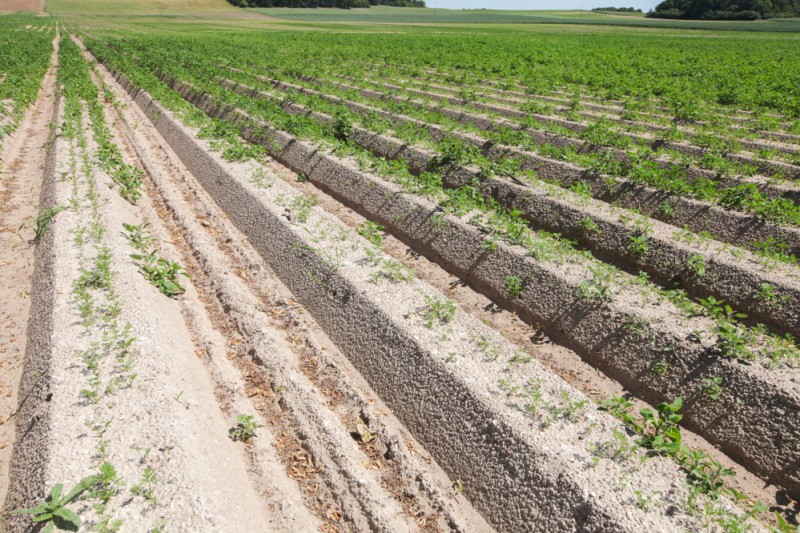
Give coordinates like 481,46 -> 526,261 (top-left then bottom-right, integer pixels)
430,0 -> 660,10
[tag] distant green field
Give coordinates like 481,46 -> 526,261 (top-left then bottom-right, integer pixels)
252,5 -> 800,31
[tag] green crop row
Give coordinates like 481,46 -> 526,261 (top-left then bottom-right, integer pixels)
84,33 -> 800,371
0,16 -> 53,159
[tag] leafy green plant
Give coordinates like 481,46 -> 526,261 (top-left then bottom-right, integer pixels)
131,250 -> 189,298
9,476 -> 97,533
122,222 -> 153,252
714,322 -> 754,360
504,275 -> 524,298
357,221 -> 385,246
687,254 -> 706,277
700,376 -> 724,401
421,295 -> 457,328
627,234 -> 649,258
229,414 -> 264,442
30,206 -> 67,244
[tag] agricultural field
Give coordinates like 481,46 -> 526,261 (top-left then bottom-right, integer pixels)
1,5 -> 800,533
254,5 -> 800,30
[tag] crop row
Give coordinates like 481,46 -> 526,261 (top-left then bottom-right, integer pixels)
234,69 -> 800,254
350,67 -> 800,165
83,33 -> 800,507
216,75 -> 800,338
103,40 -> 800,272
0,17 -> 54,165
358,61 -> 800,144
93,45 -> 783,531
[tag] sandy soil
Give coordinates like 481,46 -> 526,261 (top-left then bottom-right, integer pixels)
0,0 -> 45,12
0,31 -> 58,507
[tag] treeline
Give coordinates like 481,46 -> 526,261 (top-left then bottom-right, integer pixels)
648,0 -> 800,19
591,6 -> 643,12
226,0 -> 425,7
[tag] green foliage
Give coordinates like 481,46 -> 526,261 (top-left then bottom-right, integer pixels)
504,275 -> 524,298
30,206 -> 67,244
131,250 -> 189,298
10,476 -> 98,533
357,220 -> 385,246
229,414 -> 264,442
421,294 -> 457,328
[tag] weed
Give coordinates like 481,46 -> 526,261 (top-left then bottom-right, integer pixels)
357,221 -> 385,246
29,206 -> 66,244
687,254 -> 706,277
421,295 -> 457,328
250,167 -> 274,189
504,275 -> 524,298
714,322 -> 754,361
700,377 -> 724,401
89,461 -> 124,505
589,429 -> 638,464
10,476 -> 97,533
628,234 -> 649,258
229,414 -> 264,442
508,350 -> 532,367
122,222 -> 153,252
131,467 -> 157,505
754,283 -> 780,304
548,390 -> 589,423
289,193 -> 318,224
622,313 -> 649,339
576,217 -> 600,235
131,250 -> 188,298
651,361 -> 669,376
658,200 -> 676,218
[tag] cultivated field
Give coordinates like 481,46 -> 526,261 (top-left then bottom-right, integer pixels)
1,7 -> 800,533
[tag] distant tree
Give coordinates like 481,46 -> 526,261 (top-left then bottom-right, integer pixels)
591,6 -> 643,12
648,0 -> 800,19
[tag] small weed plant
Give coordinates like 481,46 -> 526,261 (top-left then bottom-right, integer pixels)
229,414 -> 264,442
10,476 -> 97,533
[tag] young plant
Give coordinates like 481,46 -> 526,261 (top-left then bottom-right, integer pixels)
504,275 -> 525,298
229,414 -> 264,442
357,221 -> 385,246
131,251 -> 188,298
700,376 -> 724,401
9,476 -> 97,533
421,295 -> 457,328
122,222 -> 153,252
29,206 -> 67,244
687,254 -> 706,277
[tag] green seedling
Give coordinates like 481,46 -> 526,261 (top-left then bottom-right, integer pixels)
714,322 -> 754,361
130,467 -> 157,505
289,193 -> 318,224
29,206 -> 66,244
131,251 -> 188,298
122,222 -> 153,252
700,376 -> 724,401
357,221 -> 385,246
504,275 -> 524,298
651,361 -> 669,376
9,476 -> 97,532
687,254 -> 706,277
421,295 -> 457,328
229,414 -> 264,442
